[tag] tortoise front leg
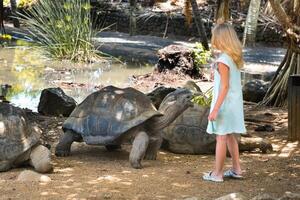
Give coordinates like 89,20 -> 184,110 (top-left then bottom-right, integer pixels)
144,133 -> 162,160
129,131 -> 149,169
0,160 -> 12,172
55,130 -> 82,157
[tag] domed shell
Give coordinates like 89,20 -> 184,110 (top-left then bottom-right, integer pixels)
63,86 -> 162,145
162,102 -> 215,154
0,103 -> 40,161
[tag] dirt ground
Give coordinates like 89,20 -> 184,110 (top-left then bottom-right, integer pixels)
0,105 -> 299,200
0,75 -> 300,200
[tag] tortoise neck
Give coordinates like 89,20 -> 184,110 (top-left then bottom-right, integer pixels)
148,107 -> 179,131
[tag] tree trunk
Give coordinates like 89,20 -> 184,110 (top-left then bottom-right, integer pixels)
10,0 -> 20,28
215,0 -> 230,22
190,0 -> 209,50
129,0 -> 137,36
261,0 -> 300,107
0,0 -> 5,34
242,0 -> 262,46
261,48 -> 300,107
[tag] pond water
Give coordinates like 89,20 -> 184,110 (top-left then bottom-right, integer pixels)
0,47 -> 153,111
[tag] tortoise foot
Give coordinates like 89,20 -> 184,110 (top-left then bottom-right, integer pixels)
130,161 -> 143,169
55,149 -> 71,157
55,130 -> 78,157
105,145 -> 121,151
0,161 -> 12,172
144,152 -> 157,160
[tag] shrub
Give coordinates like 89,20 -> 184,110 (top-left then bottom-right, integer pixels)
192,42 -> 211,69
17,0 -> 100,62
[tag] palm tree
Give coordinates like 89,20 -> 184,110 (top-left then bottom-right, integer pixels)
184,0 -> 209,50
0,0 -> 5,34
242,0 -> 262,46
129,0 -> 137,36
215,0 -> 230,22
10,0 -> 20,28
261,0 -> 300,106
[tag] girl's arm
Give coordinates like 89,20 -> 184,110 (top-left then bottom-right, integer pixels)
208,62 -> 229,121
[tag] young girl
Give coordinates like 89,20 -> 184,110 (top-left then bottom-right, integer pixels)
203,23 -> 246,182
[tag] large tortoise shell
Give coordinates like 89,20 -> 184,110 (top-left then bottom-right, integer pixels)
63,86 -> 162,145
0,103 -> 40,161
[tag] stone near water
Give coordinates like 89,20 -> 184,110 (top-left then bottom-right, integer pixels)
215,193 -> 246,200
17,170 -> 51,182
243,79 -> 270,103
38,87 -> 76,117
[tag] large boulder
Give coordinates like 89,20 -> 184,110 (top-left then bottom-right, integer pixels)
243,79 -> 270,103
38,88 -> 76,117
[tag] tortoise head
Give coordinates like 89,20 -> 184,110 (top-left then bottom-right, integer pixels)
158,88 -> 193,116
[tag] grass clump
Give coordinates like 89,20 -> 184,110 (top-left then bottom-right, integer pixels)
18,0 -> 100,62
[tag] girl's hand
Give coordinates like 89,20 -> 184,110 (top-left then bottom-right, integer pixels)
208,109 -> 218,121
210,69 -> 214,81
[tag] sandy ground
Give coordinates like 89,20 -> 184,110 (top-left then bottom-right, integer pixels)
0,100 -> 299,200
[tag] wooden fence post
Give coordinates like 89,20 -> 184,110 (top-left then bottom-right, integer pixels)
288,75 -> 300,141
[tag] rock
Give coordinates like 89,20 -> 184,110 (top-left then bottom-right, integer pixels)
147,86 -> 176,109
279,192 -> 300,200
17,170 -> 51,182
38,87 -> 76,117
255,125 -> 275,132
215,193 -> 246,200
264,71 -> 276,82
243,79 -> 270,103
251,194 -> 276,200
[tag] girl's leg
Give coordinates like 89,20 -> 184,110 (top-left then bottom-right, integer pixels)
212,135 -> 227,178
226,134 -> 242,174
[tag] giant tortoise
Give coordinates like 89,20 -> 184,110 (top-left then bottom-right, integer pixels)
161,88 -> 273,154
0,103 -> 52,173
55,86 -> 193,168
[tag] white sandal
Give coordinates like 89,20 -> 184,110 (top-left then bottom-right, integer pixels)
223,169 -> 243,179
202,171 -> 224,183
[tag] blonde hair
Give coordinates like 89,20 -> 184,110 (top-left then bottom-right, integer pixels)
211,23 -> 244,69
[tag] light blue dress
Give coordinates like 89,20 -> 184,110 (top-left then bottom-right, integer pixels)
206,52 -> 246,135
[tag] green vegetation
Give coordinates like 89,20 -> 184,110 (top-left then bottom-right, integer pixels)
192,42 -> 211,70
4,0 -> 36,8
192,87 -> 213,107
17,0 -> 100,62
0,34 -> 12,46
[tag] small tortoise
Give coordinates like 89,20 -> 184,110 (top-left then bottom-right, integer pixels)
55,86 -> 193,168
0,103 -> 52,173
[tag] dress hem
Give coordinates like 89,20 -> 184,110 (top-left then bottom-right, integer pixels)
206,131 -> 247,135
